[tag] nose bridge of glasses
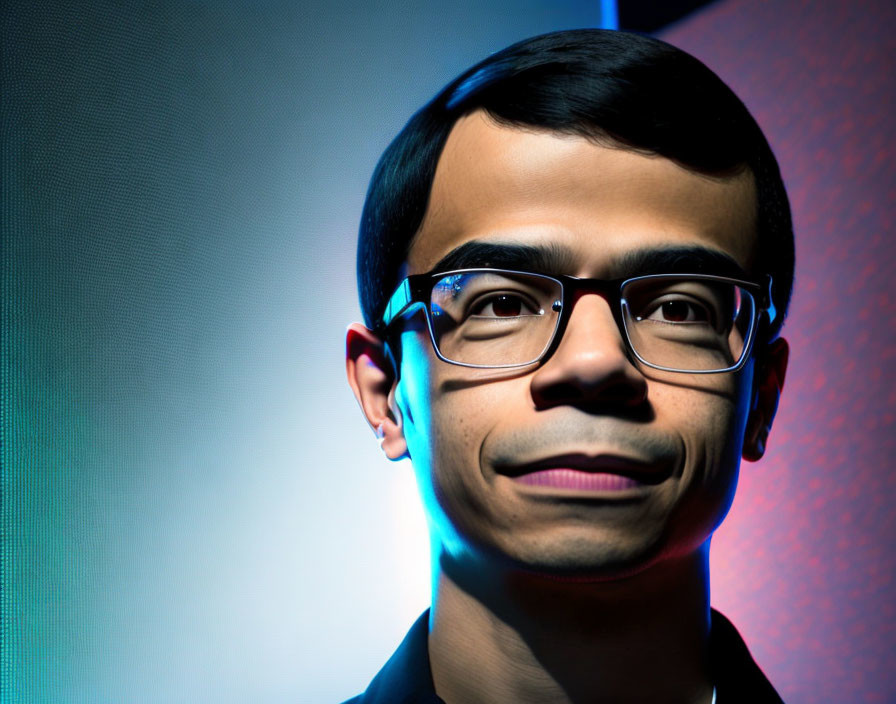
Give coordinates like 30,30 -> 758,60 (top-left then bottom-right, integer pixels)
560,275 -> 622,312
534,284 -> 641,388
562,272 -> 623,319
557,284 -> 627,351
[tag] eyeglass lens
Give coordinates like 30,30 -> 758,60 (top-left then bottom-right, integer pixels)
621,276 -> 755,371
427,271 -> 755,371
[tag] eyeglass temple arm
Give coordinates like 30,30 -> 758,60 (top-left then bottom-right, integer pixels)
763,275 -> 777,327
381,278 -> 413,329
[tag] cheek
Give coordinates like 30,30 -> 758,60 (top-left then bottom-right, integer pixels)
685,393 -> 741,472
651,370 -> 750,476
395,334 -> 494,520
396,333 -> 537,554
649,370 -> 753,547
398,328 -> 521,463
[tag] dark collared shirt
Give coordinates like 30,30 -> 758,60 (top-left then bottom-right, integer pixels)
344,609 -> 784,703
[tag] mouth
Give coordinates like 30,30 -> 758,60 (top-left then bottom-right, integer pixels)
497,453 -> 669,492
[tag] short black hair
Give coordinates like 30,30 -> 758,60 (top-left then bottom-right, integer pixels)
357,29 -> 793,339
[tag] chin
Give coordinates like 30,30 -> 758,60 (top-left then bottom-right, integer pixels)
497,534 -> 671,583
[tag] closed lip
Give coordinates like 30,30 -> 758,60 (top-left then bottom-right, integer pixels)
496,453 -> 670,485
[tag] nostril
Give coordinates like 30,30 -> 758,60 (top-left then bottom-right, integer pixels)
536,381 -> 580,405
532,375 -> 650,415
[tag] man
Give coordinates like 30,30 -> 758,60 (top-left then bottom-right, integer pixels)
345,29 -> 791,703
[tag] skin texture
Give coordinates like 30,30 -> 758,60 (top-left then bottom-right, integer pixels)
346,110 -> 788,703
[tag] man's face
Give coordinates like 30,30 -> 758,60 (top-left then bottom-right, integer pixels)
392,110 -> 760,578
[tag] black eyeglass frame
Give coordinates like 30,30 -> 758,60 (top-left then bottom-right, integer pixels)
378,268 -> 776,374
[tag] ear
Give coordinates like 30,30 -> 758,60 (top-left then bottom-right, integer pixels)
742,337 -> 789,462
346,322 -> 409,461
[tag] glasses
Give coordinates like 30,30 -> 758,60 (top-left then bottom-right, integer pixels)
380,268 -> 775,373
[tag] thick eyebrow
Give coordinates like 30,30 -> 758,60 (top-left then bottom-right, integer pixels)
612,246 -> 748,280
428,241 -> 578,277
428,241 -> 748,280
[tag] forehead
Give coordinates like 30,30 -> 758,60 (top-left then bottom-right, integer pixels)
407,111 -> 757,277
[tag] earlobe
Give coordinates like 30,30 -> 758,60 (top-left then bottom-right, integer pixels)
742,337 -> 789,462
345,323 -> 409,461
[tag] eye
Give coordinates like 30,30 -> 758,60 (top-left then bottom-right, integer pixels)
470,292 -> 541,318
641,297 -> 713,324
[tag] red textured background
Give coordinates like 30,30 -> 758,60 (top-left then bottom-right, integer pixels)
661,1 -> 896,701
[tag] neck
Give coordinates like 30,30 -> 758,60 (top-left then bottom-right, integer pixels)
428,546 -> 715,704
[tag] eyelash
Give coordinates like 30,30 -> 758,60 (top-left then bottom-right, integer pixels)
469,292 -> 542,318
637,296 -> 716,326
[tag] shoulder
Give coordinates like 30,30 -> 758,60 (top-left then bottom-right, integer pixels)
710,609 -> 786,703
340,610 -> 443,704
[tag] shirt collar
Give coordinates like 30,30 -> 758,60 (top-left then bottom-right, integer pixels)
351,608 -> 784,704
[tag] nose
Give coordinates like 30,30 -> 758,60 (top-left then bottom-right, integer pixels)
530,293 -> 648,410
